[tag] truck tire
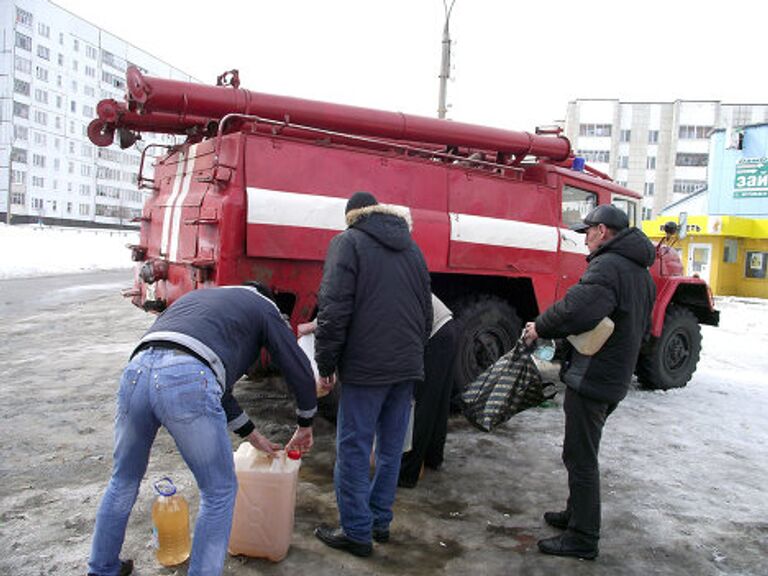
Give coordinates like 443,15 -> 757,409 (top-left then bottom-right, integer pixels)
452,295 -> 521,403
636,305 -> 702,390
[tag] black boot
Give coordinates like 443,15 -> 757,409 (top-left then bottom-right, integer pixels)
87,559 -> 133,576
538,534 -> 598,560
314,524 -> 372,557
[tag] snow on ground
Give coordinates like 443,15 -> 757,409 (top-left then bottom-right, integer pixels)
0,223 -> 137,279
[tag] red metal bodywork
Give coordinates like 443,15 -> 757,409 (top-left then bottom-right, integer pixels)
91,69 -> 717,342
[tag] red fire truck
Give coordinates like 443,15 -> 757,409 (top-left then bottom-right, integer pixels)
89,68 -> 718,394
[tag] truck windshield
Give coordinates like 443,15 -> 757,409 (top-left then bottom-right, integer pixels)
562,185 -> 597,228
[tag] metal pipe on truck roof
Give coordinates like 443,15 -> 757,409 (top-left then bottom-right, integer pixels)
124,67 -> 571,161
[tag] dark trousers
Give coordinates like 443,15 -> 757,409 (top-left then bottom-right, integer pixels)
400,320 -> 458,485
562,386 -> 617,543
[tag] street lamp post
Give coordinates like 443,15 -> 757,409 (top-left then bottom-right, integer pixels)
437,0 -> 456,119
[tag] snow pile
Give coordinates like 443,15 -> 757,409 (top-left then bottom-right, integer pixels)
0,223 -> 138,279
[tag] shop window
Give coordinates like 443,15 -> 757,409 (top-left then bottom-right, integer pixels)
723,239 -> 738,263
745,252 -> 767,279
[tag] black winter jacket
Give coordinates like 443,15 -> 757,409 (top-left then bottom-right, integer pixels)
535,227 -> 656,404
315,205 -> 432,386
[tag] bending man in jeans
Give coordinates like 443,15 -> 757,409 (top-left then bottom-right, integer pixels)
314,192 -> 432,557
87,285 -> 316,576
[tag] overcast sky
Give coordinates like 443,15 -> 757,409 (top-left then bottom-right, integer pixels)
54,0 -> 766,131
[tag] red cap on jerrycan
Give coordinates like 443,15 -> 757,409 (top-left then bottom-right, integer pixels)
286,449 -> 301,460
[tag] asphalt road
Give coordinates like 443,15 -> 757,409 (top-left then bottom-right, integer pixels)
0,271 -> 766,576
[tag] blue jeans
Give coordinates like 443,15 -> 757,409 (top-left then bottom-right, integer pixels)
88,348 -> 237,576
334,380 -> 414,543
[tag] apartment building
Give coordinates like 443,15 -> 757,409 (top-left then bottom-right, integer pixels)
1,0 -> 193,228
564,99 -> 768,220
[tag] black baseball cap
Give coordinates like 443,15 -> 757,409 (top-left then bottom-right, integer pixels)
571,205 -> 629,233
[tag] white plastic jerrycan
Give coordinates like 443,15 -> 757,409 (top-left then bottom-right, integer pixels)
228,443 -> 302,561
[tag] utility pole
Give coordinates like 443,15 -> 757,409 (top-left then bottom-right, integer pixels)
3,24 -> 16,224
437,0 -> 456,119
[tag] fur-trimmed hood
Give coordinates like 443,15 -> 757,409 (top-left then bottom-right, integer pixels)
346,203 -> 414,251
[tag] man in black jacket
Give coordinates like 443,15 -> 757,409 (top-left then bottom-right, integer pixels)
314,192 -> 432,557
88,286 -> 316,576
524,204 -> 656,560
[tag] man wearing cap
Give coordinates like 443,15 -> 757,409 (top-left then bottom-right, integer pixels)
523,204 -> 656,560
314,192 -> 432,557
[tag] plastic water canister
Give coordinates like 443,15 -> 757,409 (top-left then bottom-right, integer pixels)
151,477 -> 191,567
228,445 -> 302,561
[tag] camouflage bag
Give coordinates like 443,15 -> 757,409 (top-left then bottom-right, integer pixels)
461,338 -> 556,432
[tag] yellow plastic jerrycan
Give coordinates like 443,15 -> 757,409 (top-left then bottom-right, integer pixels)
151,477 -> 191,567
228,444 -> 302,561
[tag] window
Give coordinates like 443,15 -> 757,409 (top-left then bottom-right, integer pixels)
642,207 -> 653,220
84,85 -> 96,97
37,45 -> 51,60
15,55 -> 32,74
85,65 -> 96,78
55,116 -> 62,129
51,200 -> 57,211
33,198 -> 44,210
54,158 -> 60,171
745,252 -> 767,279
644,183 -> 655,197
615,180 -> 627,188
34,132 -> 47,146
647,156 -> 657,170
579,123 -> 612,137
13,101 -> 30,119
34,110 -> 48,126
38,23 -> 50,38
16,7 -> 33,26
14,79 -> 31,96
73,38 -> 79,51
15,32 -> 32,51
723,239 -> 738,263
562,185 -> 598,228
56,95 -> 63,109
102,71 -> 126,90
67,202 -> 73,214
80,184 -> 91,196
83,105 -> 94,118
11,170 -> 26,184
35,88 -> 49,104
70,100 -> 77,113
33,154 -> 46,168
12,192 -> 26,205
12,148 -> 28,164
69,141 -> 75,154
86,45 -> 98,59
81,143 -> 93,158
673,180 -> 707,194
79,204 -> 90,216
32,176 -> 45,188
678,125 -> 712,139
36,66 -> 49,82
676,153 -> 708,167
648,130 -> 659,144
72,59 -> 78,72
14,125 -> 29,141
618,156 -> 629,169
577,150 -> 611,163
81,164 -> 92,177
58,53 -> 64,66
620,129 -> 631,143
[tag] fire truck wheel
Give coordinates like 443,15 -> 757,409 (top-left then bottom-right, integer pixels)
451,295 -> 521,405
636,305 -> 702,390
